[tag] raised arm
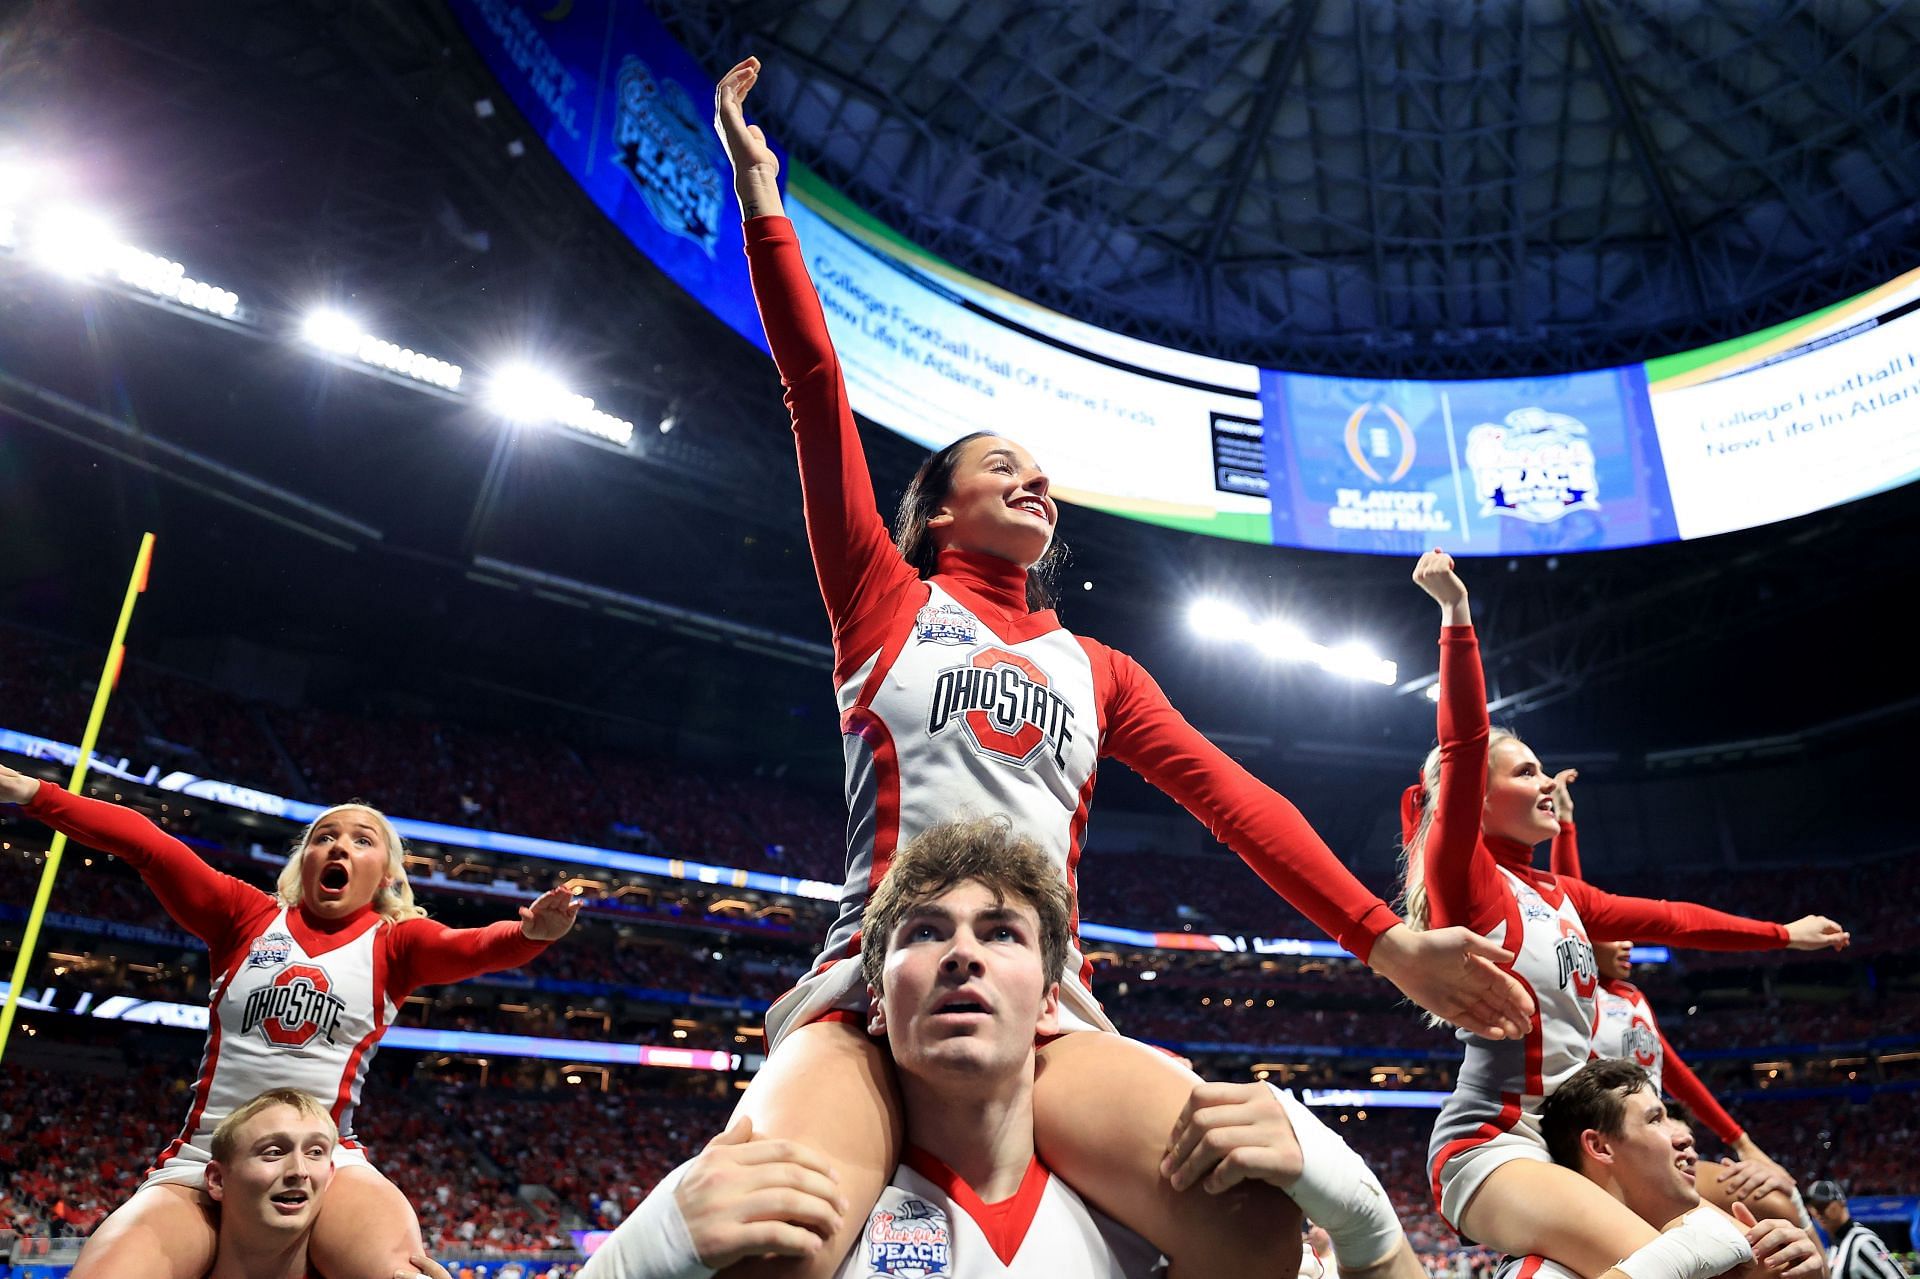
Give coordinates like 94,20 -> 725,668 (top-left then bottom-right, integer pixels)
1548,769 -> 1581,879
1564,879 -> 1845,952
386,885 -> 578,995
715,57 -> 914,632
1094,641 -> 1530,1040
1413,551 -> 1508,932
2,765 -> 268,958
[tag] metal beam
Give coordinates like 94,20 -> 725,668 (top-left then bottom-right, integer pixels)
1199,0 -> 1321,271
1566,0 -> 1708,313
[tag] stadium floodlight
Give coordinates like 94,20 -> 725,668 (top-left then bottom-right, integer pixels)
1187,598 -> 1252,640
1426,684 -> 1442,702
1189,594 -> 1398,688
1322,642 -> 1396,687
301,308 -> 362,355
0,156 -> 54,207
1254,620 -> 1314,662
485,363 -> 634,446
301,308 -> 462,391
29,205 -> 117,277
487,362 -> 567,422
22,206 -> 241,318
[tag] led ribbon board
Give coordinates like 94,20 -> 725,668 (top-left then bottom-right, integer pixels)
452,0 -> 1920,554
0,722 -> 1669,963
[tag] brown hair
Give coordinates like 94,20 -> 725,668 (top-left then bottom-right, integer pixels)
860,816 -> 1071,995
1541,1058 -> 1652,1170
893,432 -> 1068,612
210,1088 -> 337,1165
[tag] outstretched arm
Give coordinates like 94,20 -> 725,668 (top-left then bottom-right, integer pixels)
1566,881 -> 1844,952
387,885 -> 578,993
717,57 -> 915,633
1095,643 -> 1530,1040
3,765 -> 268,958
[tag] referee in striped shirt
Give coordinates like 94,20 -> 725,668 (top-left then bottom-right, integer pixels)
1808,1180 -> 1911,1279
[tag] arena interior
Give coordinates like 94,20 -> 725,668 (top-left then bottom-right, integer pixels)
1,3 -> 1917,1277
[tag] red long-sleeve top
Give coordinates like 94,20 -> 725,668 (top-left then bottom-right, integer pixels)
23,784 -> 549,1001
1420,624 -> 1790,951
745,213 -> 1398,966
1553,818 -> 1746,1143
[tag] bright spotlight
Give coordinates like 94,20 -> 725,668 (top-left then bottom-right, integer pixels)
303,310 -> 461,390
1254,620 -> 1314,662
0,156 -> 57,208
1188,598 -> 1252,640
1425,684 -> 1442,702
301,308 -> 362,355
488,363 -> 567,422
486,363 -> 634,446
1322,643 -> 1396,686
30,206 -> 117,277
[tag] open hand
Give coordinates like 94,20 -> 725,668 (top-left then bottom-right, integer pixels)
0,763 -> 42,806
519,884 -> 583,941
1368,923 -> 1532,1040
713,55 -> 782,220
1782,916 -> 1848,952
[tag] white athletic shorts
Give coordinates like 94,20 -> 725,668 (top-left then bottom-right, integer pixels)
140,1137 -> 374,1193
1427,1088 -> 1552,1238
765,953 -> 1118,1052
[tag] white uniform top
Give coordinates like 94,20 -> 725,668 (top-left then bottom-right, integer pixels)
840,1148 -> 1163,1278
1590,980 -> 1663,1091
160,907 -> 391,1166
585,1147 -> 1164,1279
1454,866 -> 1600,1106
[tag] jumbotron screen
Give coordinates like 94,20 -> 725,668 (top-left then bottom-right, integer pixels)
454,0 -> 1920,555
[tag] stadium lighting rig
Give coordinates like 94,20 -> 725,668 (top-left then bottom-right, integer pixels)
0,151 -> 642,447
300,308 -> 463,392
1187,598 -> 1397,686
7,201 -> 240,320
485,362 -> 636,446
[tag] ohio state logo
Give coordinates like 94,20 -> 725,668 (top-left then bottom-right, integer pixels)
927,647 -> 1076,768
1553,919 -> 1597,1000
242,963 -> 348,1048
1624,1016 -> 1659,1068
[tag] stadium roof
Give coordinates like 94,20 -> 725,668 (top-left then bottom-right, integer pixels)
655,0 -> 1920,375
0,1 -> 1914,799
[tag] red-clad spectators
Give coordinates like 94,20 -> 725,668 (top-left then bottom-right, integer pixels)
0,1064 -> 180,1237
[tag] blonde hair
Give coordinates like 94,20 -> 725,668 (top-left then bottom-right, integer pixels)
277,802 -> 428,922
210,1088 -> 337,1164
1398,726 -> 1521,933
